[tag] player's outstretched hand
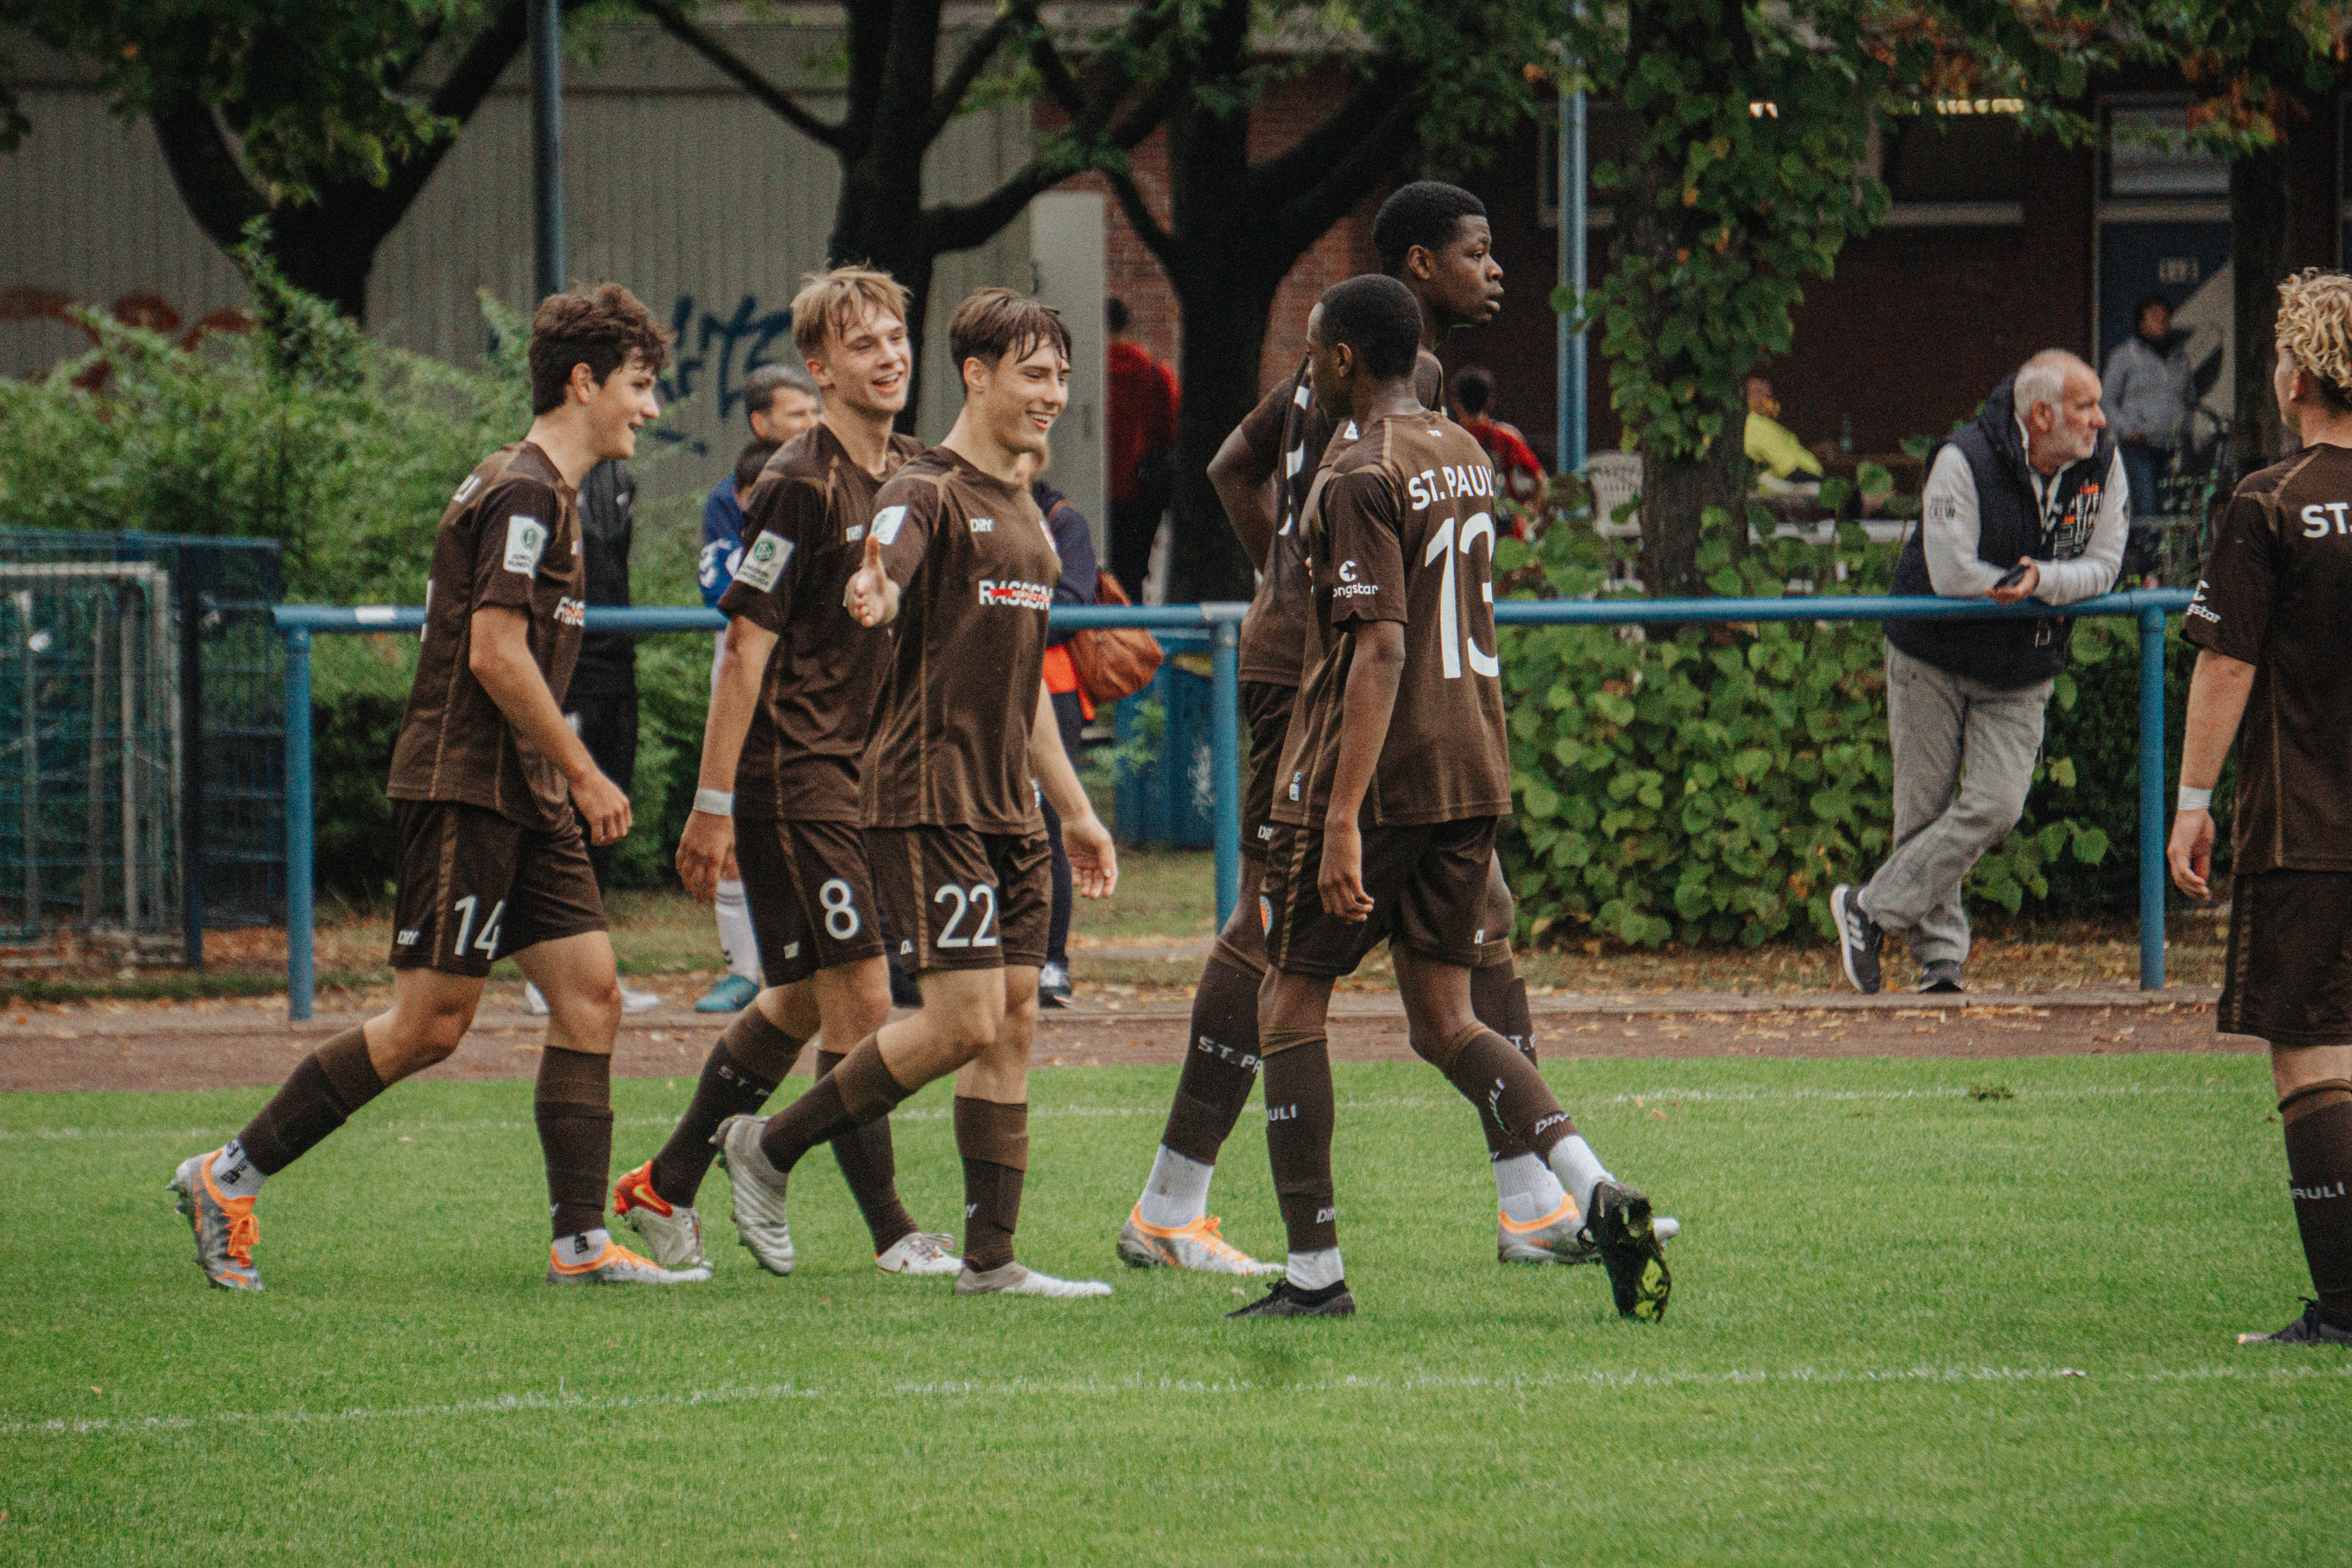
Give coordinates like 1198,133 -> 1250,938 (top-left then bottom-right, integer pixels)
1319,821 -> 1374,922
676,806 -> 736,904
573,766 -> 632,848
2168,805 -> 2214,900
1064,811 -> 1119,899
844,534 -> 892,628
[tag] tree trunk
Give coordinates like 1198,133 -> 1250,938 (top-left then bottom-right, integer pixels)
833,182 -> 938,431
2231,138 -> 2291,472
1637,410 -> 1750,599
271,204 -> 388,322
1166,272 -> 1283,603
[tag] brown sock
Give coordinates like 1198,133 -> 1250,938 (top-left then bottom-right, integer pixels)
535,1046 -> 614,1240
1259,1028 -> 1338,1255
1468,966 -> 1539,1159
1160,951 -> 1265,1164
955,1097 -> 1029,1272
820,1049 -> 919,1253
235,1026 -> 386,1175
649,1010 -> 804,1206
1434,1022 -> 1575,1160
2281,1079 -> 2352,1327
758,1034 -> 911,1174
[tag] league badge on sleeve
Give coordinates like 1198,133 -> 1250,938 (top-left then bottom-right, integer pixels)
503,515 -> 547,575
871,505 -> 909,546
733,533 -> 793,593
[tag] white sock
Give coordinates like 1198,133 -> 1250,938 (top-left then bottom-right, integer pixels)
1137,1145 -> 1214,1230
1546,1135 -> 1613,1222
554,1225 -> 613,1262
209,1138 -> 266,1199
1493,1152 -> 1570,1225
1286,1247 -> 1344,1291
715,880 -> 760,982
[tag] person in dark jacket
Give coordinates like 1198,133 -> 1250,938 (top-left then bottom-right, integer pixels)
1831,350 -> 2127,995
1027,445 -> 1099,1007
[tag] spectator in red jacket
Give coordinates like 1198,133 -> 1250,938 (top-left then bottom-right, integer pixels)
1106,298 -> 1178,597
1453,365 -> 1546,516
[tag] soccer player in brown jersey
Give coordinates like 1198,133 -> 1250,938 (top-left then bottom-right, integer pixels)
1120,181 -> 1663,1274
2171,269 -> 2352,1346
1230,276 -> 1670,1320
605,267 -> 959,1279
712,288 -> 1121,1301
169,285 -> 709,1289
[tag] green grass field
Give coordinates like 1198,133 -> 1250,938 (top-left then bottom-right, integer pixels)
5,1054 -> 2348,1565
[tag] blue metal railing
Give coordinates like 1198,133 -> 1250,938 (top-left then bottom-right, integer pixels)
272,588 -> 2191,1019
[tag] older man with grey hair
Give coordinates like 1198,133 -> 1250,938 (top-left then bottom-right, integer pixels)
1831,349 -> 2128,994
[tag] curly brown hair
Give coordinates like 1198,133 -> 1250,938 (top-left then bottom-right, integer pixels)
2276,267 -> 2352,415
527,283 -> 672,415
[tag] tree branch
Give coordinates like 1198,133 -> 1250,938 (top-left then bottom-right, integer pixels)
148,93 -> 268,252
923,69 -> 1170,254
1103,165 -> 1179,272
1267,86 -> 1420,261
1249,67 -> 1404,201
633,0 -> 846,149
923,10 -> 1018,144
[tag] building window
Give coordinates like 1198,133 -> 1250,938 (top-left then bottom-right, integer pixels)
1883,106 -> 2024,203
2105,102 -> 2229,199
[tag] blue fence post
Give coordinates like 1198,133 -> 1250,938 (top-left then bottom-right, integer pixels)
284,625 -> 314,1021
1210,614 -> 1241,929
2138,601 -> 2168,991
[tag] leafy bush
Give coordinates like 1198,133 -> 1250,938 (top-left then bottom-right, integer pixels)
1495,496 -> 2167,950
0,229 -> 719,904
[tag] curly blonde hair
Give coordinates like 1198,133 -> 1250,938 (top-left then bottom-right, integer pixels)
2276,268 -> 2352,410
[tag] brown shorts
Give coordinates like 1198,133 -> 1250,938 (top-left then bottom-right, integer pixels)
1240,680 -> 1296,865
733,815 -> 886,987
2220,869 -> 2352,1047
388,800 -> 606,977
867,825 -> 1052,973
1260,815 -> 1501,979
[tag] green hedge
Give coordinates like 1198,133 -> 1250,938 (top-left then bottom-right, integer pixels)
1494,503 -> 2216,950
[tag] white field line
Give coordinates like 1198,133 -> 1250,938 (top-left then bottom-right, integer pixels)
0,1081 -> 2263,1145
7,1361 -> 2347,1443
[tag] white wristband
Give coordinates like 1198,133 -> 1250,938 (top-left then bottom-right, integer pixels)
2177,786 -> 2212,813
693,787 -> 734,818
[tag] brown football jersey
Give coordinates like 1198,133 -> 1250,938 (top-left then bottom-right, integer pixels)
2184,441 -> 2352,872
387,441 -> 586,831
860,447 -> 1060,833
1234,347 -> 1444,687
1270,410 -> 1511,828
719,422 -> 926,822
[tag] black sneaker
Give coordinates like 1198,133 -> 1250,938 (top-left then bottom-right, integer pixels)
1917,961 -> 1965,995
1831,884 -> 1882,995
2236,1299 -> 2352,1346
1225,1278 -> 1357,1319
1586,1180 -> 1671,1321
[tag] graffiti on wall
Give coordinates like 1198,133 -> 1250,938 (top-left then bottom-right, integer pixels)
0,288 -> 251,389
653,292 -> 795,456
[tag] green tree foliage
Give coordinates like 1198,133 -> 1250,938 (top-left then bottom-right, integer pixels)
1551,0 -> 2112,593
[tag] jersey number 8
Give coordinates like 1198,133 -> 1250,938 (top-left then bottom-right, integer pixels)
818,878 -> 862,941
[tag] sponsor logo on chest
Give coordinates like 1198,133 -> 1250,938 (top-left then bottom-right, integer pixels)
969,516 -> 994,534
978,578 -> 1051,610
555,596 -> 586,628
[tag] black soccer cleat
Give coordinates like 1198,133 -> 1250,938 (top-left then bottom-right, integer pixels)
1831,884 -> 1882,995
2236,1299 -> 2352,1346
1586,1181 -> 1671,1322
1226,1278 -> 1357,1319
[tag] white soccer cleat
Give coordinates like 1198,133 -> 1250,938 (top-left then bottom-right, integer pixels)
711,1114 -> 796,1275
954,1261 -> 1113,1299
1116,1207 -> 1285,1275
876,1231 -> 962,1276
611,1161 -> 708,1269
1499,1205 -> 1680,1265
168,1151 -> 262,1291
620,984 -> 663,1014
546,1232 -> 711,1285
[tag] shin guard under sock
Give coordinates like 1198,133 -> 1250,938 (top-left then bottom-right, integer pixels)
232,1026 -> 387,1178
1160,953 -> 1266,1164
758,1034 -> 911,1174
650,1009 -> 804,1206
820,1049 -> 919,1253
955,1097 -> 1029,1273
535,1047 -> 615,1240
2280,1080 -> 2352,1327
1260,1029 -> 1338,1256
1468,966 -> 1539,1159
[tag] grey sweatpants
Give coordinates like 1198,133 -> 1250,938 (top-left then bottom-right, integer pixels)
1858,644 -> 2052,969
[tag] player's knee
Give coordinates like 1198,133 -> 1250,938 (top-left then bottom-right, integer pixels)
408,1008 -> 472,1066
